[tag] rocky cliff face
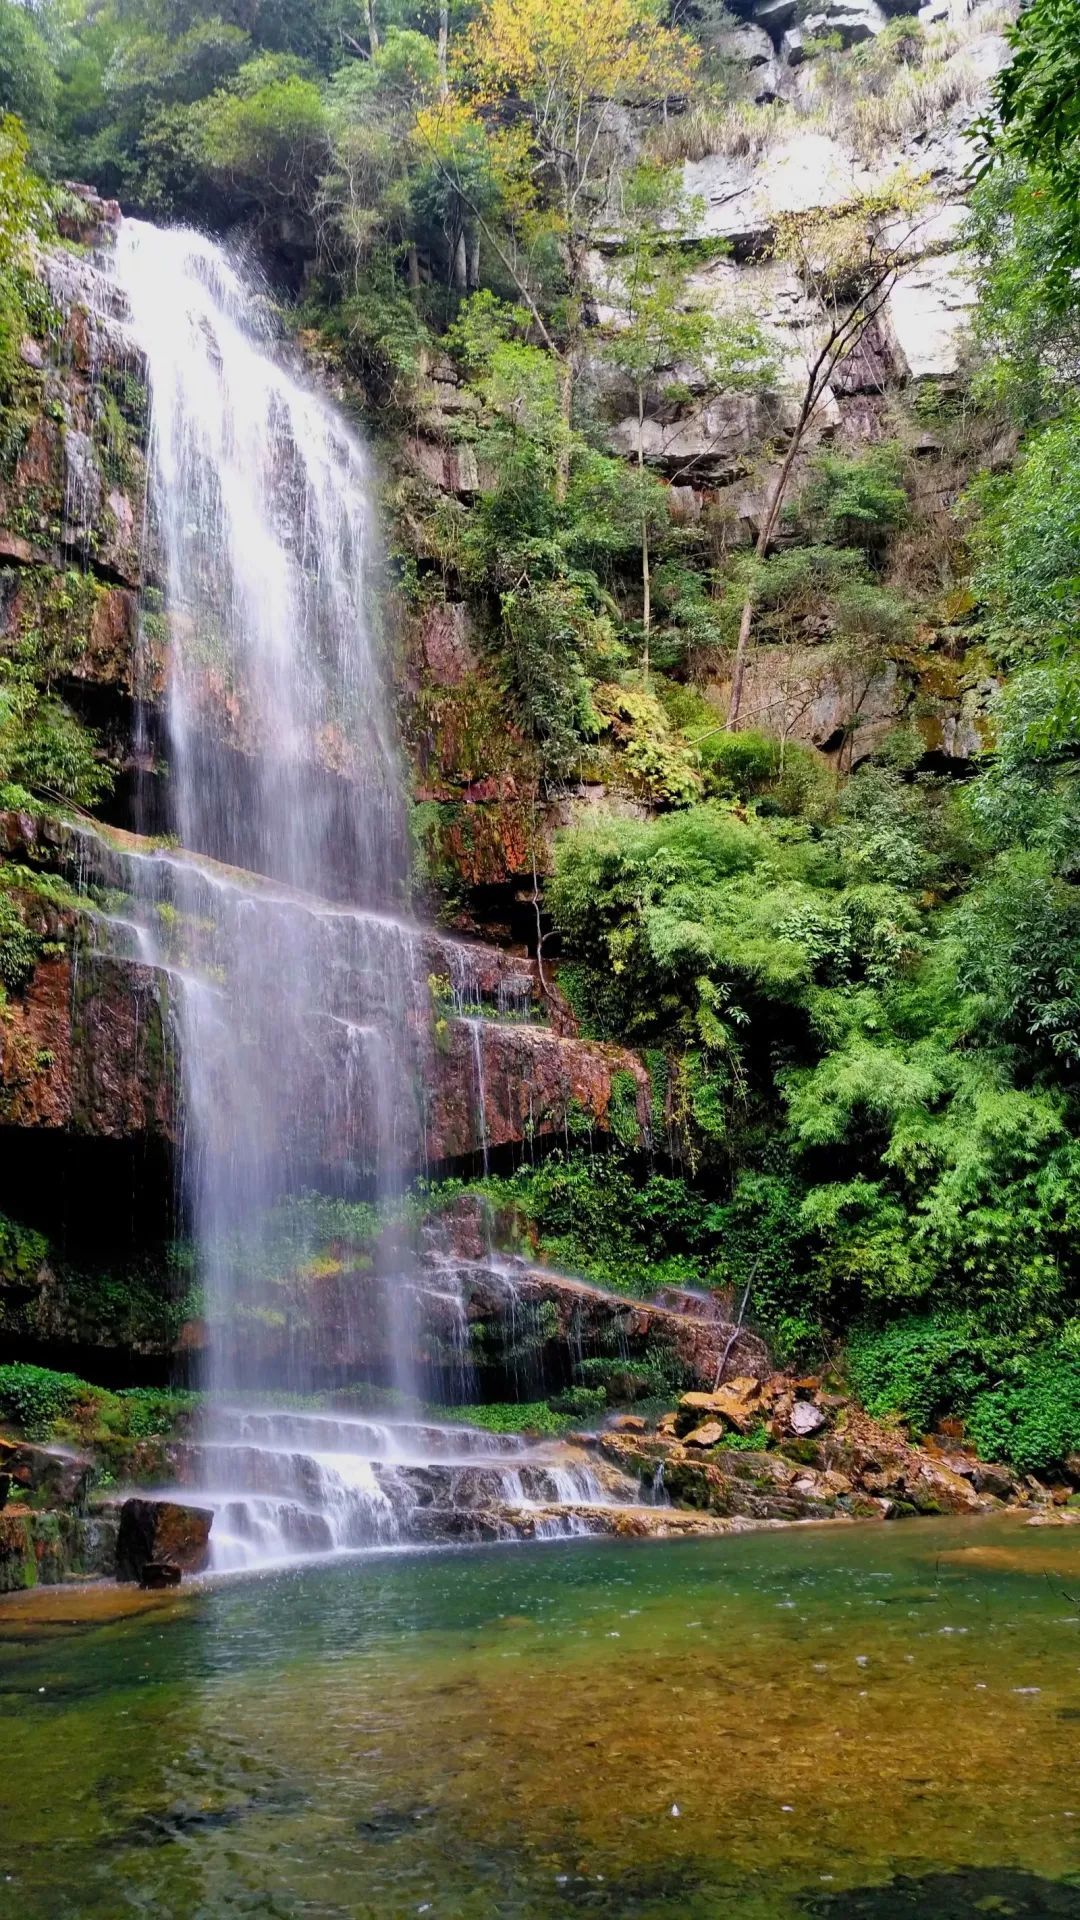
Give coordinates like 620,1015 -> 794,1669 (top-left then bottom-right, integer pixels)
395,0 -> 1013,906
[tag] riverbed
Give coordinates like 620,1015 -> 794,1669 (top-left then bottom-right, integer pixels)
2,1517 -> 1079,1918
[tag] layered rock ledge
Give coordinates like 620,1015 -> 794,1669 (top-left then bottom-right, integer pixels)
0,813 -> 649,1169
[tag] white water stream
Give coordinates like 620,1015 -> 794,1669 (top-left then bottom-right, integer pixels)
89,222 -> 626,1568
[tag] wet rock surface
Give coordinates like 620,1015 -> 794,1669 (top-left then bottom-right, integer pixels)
0,812 -> 651,1172
0,1507 -> 117,1592
115,1497 -> 212,1584
0,1438 -> 94,1512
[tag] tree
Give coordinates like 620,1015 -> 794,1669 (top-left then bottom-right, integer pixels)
194,54 -> 329,234
600,162 -> 775,675
726,179 -> 925,730
320,28 -> 438,299
0,1 -> 57,148
970,0 -> 1080,379
991,0 -> 1080,216
419,0 -> 697,490
0,111 -> 48,401
966,162 -> 1080,419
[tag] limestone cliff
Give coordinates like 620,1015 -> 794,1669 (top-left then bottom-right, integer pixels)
396,0 -> 1013,911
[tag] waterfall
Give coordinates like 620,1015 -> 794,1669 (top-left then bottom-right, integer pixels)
87,220 -> 642,1569
112,220 -> 418,1400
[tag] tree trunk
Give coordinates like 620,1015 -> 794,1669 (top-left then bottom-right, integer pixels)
407,242 -> 420,297
451,226 -> 467,292
555,353 -> 574,502
726,385 -> 816,731
466,229 -> 480,292
437,0 -> 449,92
638,387 -> 650,680
727,595 -> 755,732
641,513 -> 651,682
365,0 -> 379,53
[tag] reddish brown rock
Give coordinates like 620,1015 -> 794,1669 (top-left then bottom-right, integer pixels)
825,1410 -> 1001,1515
55,183 -> 122,247
115,1497 -> 212,1583
418,602 -> 477,687
0,1439 -> 93,1512
0,947 -> 174,1138
426,1019 -> 649,1162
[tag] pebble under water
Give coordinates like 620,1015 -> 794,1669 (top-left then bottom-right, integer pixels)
2,1517 -> 1080,1919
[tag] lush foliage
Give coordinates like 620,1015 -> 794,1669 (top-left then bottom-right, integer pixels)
0,1361 -> 198,1449
848,1316 -> 1080,1472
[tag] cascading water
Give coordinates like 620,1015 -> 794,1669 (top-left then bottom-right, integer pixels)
112,219 -> 415,1402
90,221 -> 636,1567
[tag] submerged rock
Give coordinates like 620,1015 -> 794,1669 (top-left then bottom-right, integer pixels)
138,1560 -> 183,1588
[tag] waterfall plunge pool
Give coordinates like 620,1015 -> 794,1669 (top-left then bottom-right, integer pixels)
2,1517 -> 1079,1918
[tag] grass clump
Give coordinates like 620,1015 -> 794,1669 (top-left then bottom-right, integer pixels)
430,1401 -> 577,1437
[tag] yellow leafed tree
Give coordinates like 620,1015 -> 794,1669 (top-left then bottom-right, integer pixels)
414,0 -> 697,486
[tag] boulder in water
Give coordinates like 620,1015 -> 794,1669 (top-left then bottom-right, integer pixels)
116,1498 -> 212,1584
138,1560 -> 183,1589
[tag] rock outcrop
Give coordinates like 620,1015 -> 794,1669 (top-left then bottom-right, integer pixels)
0,1438 -> 94,1512
0,812 -> 649,1171
583,1376 -> 1033,1523
115,1496 -> 212,1584
0,1506 -> 118,1592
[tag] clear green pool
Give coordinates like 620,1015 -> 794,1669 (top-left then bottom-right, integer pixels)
2,1517 -> 1080,1919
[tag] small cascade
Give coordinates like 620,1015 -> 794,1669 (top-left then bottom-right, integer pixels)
467,1017 -> 490,1175
152,1407 -> 636,1571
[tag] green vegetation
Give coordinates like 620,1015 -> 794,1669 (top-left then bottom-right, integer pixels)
0,1361 -> 199,1459
849,1318 -> 1080,1473
432,1399 -> 577,1436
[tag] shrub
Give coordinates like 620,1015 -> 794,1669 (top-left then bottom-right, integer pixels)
964,1346 -> 1080,1474
846,1317 -> 1080,1472
802,445 -> 910,553
0,889 -> 42,989
697,728 -> 779,800
0,1210 -> 46,1280
432,1400 -> 574,1436
548,1384 -> 608,1418
846,1315 -> 998,1431
577,1349 -> 693,1401
0,1362 -> 87,1439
